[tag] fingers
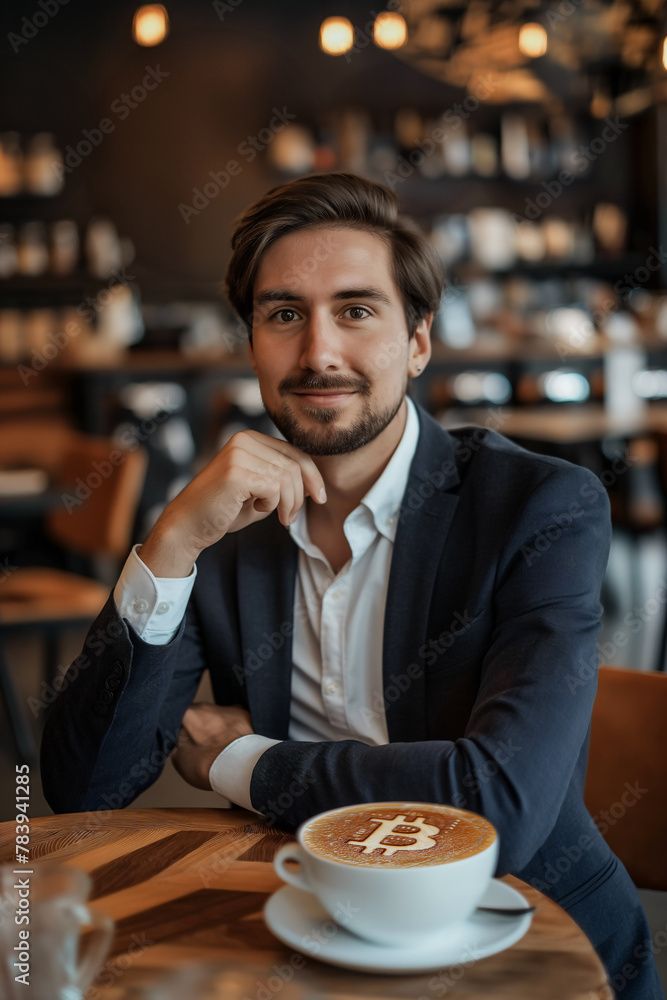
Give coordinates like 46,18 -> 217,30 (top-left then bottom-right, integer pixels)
180,704 -> 254,745
243,432 -> 327,508
249,462 -> 297,527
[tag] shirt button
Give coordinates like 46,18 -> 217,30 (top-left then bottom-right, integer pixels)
332,590 -> 343,601
155,602 -> 170,615
133,599 -> 149,614
325,682 -> 339,695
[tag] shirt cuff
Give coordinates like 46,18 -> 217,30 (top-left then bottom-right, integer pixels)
113,543 -> 196,645
208,734 -> 282,812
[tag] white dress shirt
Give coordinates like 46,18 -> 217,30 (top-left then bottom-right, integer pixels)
114,396 -> 420,811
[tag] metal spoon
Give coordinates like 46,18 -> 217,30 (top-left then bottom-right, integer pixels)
476,905 -> 537,917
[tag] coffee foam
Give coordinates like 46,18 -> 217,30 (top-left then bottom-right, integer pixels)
302,803 -> 496,868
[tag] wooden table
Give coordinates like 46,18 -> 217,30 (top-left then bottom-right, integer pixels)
0,808 -> 611,999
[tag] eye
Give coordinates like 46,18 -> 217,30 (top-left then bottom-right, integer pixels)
271,308 -> 299,323
344,306 -> 371,320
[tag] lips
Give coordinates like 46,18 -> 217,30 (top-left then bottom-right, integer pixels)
292,390 -> 355,405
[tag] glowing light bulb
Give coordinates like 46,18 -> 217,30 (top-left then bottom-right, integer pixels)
133,5 -> 169,47
373,12 -> 407,50
319,16 -> 354,56
518,23 -> 547,58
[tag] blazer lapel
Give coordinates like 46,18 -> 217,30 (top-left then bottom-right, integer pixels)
383,405 -> 461,742
236,518 -> 298,739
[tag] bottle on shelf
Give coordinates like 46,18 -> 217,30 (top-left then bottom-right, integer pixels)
50,220 -> 79,275
23,133 -> 64,196
17,221 -> 49,276
0,223 -> 18,278
85,218 -> 123,279
0,133 -> 23,197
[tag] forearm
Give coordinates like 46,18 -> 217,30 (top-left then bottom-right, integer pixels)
139,516 -> 203,579
250,734 -> 544,873
40,596 -> 197,813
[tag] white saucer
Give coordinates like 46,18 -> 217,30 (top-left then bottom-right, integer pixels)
263,878 -> 533,974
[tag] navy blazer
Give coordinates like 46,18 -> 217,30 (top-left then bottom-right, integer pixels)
40,403 -> 664,997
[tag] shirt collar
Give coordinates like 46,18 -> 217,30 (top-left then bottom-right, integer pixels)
290,395 -> 420,550
361,394 -> 419,541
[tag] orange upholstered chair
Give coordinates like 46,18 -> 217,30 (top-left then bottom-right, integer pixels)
0,424 -> 147,762
584,665 -> 667,891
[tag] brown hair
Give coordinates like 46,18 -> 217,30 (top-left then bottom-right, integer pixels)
224,172 -> 443,341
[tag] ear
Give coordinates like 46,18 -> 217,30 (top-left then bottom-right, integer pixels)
408,312 -> 433,377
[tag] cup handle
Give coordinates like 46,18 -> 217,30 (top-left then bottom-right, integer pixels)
73,903 -> 114,993
273,843 -> 312,893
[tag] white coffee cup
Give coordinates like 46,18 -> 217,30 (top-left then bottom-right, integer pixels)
273,801 -> 498,948
0,863 -> 114,1000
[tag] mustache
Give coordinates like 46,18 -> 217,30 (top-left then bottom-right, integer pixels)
279,373 -> 371,394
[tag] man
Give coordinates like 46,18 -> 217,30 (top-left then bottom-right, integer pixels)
42,172 -> 663,997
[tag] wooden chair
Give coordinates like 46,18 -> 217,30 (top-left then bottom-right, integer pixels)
584,665 -> 667,891
0,424 -> 147,763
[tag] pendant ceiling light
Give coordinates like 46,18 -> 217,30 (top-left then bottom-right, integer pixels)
133,5 -> 169,47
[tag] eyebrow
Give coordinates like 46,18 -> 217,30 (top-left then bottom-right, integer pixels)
253,287 -> 393,307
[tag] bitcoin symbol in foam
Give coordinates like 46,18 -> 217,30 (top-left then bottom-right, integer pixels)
346,814 -> 440,857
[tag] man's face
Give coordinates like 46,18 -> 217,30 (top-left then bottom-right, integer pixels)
249,227 -> 430,456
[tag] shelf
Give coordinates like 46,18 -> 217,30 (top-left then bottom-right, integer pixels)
0,273 -> 109,306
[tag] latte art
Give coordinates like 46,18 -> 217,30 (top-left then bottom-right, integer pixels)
303,803 -> 496,868
346,814 -> 441,856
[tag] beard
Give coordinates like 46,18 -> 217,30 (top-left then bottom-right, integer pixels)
262,371 -> 407,456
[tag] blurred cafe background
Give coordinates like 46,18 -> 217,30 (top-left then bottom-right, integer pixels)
1,0 -> 667,872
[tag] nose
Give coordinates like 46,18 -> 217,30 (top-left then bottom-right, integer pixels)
298,310 -> 343,372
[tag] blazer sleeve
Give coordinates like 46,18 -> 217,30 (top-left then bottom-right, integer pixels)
40,592 -> 207,814
249,463 -> 611,875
